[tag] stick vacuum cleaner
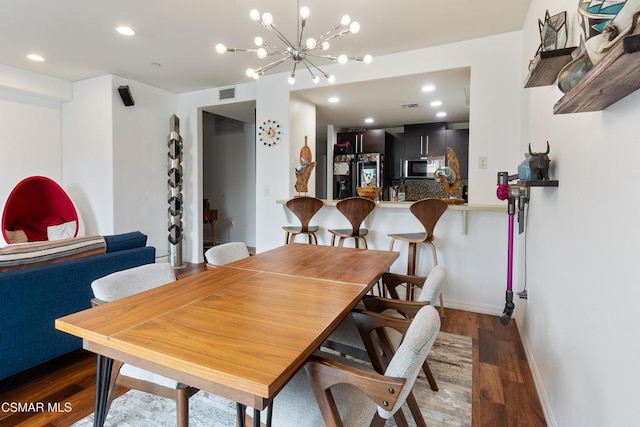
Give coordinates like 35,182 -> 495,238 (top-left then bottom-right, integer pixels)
496,172 -> 529,326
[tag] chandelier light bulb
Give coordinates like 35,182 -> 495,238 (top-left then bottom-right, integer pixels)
337,54 -> 348,64
249,9 -> 260,21
246,68 -> 255,78
321,41 -> 330,50
327,74 -> 336,83
254,37 -> 263,46
262,12 -> 273,26
252,73 -> 260,80
215,43 -> 227,54
300,7 -> 310,19
341,15 -> 351,26
305,38 -> 317,49
288,74 -> 296,85
257,47 -> 268,58
349,22 -> 360,34
363,54 -> 372,64
312,75 -> 320,84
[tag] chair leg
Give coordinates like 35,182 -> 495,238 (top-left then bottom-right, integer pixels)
439,293 -> 445,318
354,238 -> 359,249
423,360 -> 439,391
284,232 -> 290,245
427,241 -> 438,266
406,391 -> 427,427
391,408 -> 410,427
176,387 -> 189,427
388,238 -> 396,251
406,243 -> 417,300
361,237 -> 368,249
330,234 -> 336,247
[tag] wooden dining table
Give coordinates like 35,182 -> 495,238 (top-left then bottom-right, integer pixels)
55,243 -> 398,427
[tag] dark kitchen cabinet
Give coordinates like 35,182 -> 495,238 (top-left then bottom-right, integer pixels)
446,129 -> 469,179
404,122 -> 447,158
385,133 -> 405,180
337,129 -> 386,154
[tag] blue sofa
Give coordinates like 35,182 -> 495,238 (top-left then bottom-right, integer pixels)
0,231 -> 156,380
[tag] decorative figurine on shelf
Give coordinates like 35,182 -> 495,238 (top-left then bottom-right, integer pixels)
435,147 -> 465,204
528,142 -> 551,181
294,136 -> 316,194
537,10 -> 568,53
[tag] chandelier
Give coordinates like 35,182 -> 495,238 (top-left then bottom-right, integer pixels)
215,4 -> 372,85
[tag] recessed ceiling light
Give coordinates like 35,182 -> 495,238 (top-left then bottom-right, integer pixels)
436,112 -> 447,117
328,96 -> 340,103
116,26 -> 135,36
364,117 -> 374,124
430,100 -> 442,107
422,85 -> 436,92
27,54 -> 44,62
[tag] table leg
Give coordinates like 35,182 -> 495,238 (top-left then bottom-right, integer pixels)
236,403 -> 246,427
93,355 -> 114,427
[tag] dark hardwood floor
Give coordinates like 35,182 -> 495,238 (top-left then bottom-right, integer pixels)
0,263 -> 546,426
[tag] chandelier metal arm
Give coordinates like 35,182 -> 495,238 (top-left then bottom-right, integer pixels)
255,57 -> 290,75
316,29 -> 351,45
266,24 -> 297,51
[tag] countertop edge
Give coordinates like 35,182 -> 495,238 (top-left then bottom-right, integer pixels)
276,199 -> 506,212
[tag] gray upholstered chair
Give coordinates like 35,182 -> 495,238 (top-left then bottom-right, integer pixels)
91,263 -> 198,427
204,241 -> 250,267
245,305 -> 441,427
323,267 -> 447,392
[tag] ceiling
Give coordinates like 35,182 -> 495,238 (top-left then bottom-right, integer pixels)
0,0 -> 531,129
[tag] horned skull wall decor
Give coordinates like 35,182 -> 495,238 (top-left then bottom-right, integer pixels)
528,142 -> 551,181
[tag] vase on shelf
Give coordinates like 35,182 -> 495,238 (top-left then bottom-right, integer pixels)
518,153 -> 532,181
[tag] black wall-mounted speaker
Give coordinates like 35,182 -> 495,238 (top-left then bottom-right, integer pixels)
117,85 -> 135,106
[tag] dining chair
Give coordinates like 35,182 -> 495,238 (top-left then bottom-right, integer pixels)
383,266 -> 447,318
204,241 -> 250,267
282,196 -> 324,244
245,305 -> 441,427
323,268 -> 447,392
90,263 -> 198,427
388,198 -> 447,299
328,196 -> 376,248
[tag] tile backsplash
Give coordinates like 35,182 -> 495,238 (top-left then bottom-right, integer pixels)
391,179 -> 467,201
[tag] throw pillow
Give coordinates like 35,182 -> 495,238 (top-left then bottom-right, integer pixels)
5,229 -> 28,244
47,221 -> 77,241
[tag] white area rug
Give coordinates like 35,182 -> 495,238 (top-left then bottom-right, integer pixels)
74,332 -> 472,427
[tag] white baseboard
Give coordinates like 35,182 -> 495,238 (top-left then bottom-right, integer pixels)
515,321 -> 556,427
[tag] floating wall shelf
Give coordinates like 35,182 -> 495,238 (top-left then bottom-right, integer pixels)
524,47 -> 576,88
554,34 -> 640,114
518,180 -> 559,187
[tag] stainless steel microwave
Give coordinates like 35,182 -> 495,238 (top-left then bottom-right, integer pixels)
403,157 -> 445,179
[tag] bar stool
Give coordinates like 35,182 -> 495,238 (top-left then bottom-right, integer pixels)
328,197 -> 376,249
388,198 -> 447,306
282,196 -> 324,244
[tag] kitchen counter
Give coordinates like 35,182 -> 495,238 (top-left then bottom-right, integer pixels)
277,199 -> 506,234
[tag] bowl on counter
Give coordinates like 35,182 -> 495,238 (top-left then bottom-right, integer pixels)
356,187 -> 382,201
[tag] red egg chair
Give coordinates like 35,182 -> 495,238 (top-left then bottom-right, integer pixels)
1,176 -> 84,246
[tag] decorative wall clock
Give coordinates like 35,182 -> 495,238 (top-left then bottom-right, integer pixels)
259,119 -> 281,147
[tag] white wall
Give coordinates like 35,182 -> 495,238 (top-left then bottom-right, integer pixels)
62,76 -> 114,235
111,76 -> 176,251
0,65 -> 71,206
63,75 -> 176,246
518,1 -> 640,425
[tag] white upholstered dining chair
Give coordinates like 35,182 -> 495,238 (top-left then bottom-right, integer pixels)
91,263 -> 198,427
324,266 -> 448,392
245,305 -> 441,427
204,241 -> 250,267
